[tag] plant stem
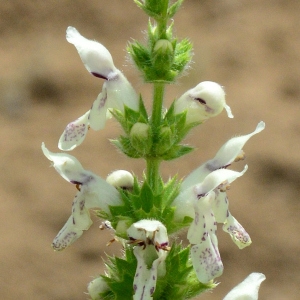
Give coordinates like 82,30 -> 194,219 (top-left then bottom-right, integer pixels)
151,82 -> 165,133
146,82 -> 165,193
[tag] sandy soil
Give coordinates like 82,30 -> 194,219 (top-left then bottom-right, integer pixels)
1,1 -> 300,299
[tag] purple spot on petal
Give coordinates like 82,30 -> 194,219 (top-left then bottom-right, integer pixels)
150,286 -> 155,295
195,97 -> 206,105
70,180 -> 82,185
91,72 -> 108,80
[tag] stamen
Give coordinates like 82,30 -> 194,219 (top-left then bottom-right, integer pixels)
234,150 -> 246,162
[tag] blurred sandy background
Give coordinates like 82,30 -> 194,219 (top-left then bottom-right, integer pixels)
1,0 -> 300,299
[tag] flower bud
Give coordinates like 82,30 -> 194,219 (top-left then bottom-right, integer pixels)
88,277 -> 109,300
156,126 -> 173,155
152,39 -> 174,78
174,81 -> 233,124
106,170 -> 134,190
130,122 -> 152,155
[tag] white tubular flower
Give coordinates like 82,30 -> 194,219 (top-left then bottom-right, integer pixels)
181,121 -> 265,190
223,273 -> 266,300
42,143 -> 122,250
173,167 -> 247,283
127,220 -> 169,300
174,81 -> 233,124
88,277 -> 110,300
58,27 -> 139,151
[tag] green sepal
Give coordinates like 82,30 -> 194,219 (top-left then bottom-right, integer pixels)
100,246 -> 137,300
153,243 -> 216,300
163,102 -> 190,142
130,122 -> 152,156
155,126 -> 173,155
134,0 -> 169,20
110,108 -> 128,133
162,144 -> 194,160
173,38 -> 193,75
111,136 -> 142,158
138,94 -> 149,121
167,0 -> 185,18
128,40 -> 151,72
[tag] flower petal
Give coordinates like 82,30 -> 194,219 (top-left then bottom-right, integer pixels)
66,26 -> 117,79
223,214 -> 252,249
207,121 -> 265,171
52,216 -> 84,251
127,220 -> 168,249
187,192 -> 216,245
133,246 -> 167,300
223,272 -> 266,300
72,192 -> 93,231
190,234 -> 223,283
89,88 -> 109,131
42,142 -> 84,182
105,72 -> 139,112
181,121 -> 265,190
58,111 -> 90,151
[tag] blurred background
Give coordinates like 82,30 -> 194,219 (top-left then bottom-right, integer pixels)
1,0 -> 300,299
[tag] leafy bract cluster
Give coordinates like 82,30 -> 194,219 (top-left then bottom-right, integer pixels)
129,0 -> 192,82
98,175 -> 192,239
112,99 -> 198,161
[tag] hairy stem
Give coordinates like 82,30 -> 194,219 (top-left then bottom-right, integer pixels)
146,82 -> 165,192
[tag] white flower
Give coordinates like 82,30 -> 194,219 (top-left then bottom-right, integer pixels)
174,167 -> 248,283
171,122 -> 265,283
59,27 -> 139,151
174,81 -> 233,124
223,273 -> 266,300
127,220 -> 169,300
42,143 -> 122,250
